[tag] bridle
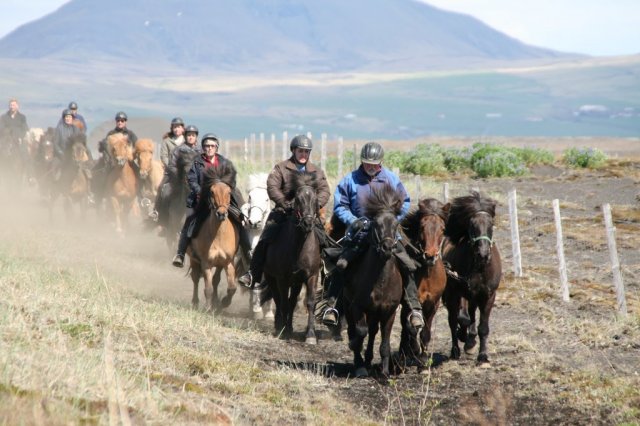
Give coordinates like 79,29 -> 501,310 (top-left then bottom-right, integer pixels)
293,185 -> 317,229
468,211 -> 494,247
370,219 -> 399,255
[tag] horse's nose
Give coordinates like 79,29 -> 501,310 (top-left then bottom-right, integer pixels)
140,171 -> 148,179
117,158 -> 126,166
424,255 -> 437,267
216,211 -> 228,221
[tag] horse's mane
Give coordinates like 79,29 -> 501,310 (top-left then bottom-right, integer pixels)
134,138 -> 154,154
43,127 -> 55,142
289,172 -> 319,198
68,132 -> 87,148
445,191 -> 496,244
364,184 -> 404,218
202,159 -> 237,191
402,198 -> 449,241
248,173 -> 269,191
107,132 -> 127,148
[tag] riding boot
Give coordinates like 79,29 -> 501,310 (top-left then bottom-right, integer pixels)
238,238 -> 267,288
400,267 -> 425,331
172,215 -> 194,268
321,271 -> 345,326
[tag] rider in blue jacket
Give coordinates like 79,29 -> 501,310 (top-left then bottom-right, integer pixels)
321,142 -> 425,331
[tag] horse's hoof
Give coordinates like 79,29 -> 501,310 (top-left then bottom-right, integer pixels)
464,340 -> 477,354
477,353 -> 490,364
450,347 -> 461,360
264,311 -> 274,319
305,336 -> 317,345
355,367 -> 368,378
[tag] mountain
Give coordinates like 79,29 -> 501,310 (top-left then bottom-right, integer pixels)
0,0 -> 568,73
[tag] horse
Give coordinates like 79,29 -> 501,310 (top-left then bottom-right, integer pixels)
133,139 -> 164,217
0,129 -> 27,189
442,191 -> 502,364
164,148 -> 199,250
32,128 -> 57,198
105,133 -> 139,234
240,173 -> 275,319
261,172 -> 322,344
187,162 -> 240,312
49,133 -> 92,220
343,184 -> 405,380
399,198 -> 450,371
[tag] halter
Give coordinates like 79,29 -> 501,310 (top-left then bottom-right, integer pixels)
469,211 -> 494,246
370,223 -> 399,254
293,185 -> 317,229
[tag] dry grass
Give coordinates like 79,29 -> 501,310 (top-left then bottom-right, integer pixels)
0,252 -> 372,425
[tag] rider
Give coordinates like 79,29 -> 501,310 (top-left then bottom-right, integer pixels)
53,109 -> 83,160
57,102 -> 87,133
160,117 -> 185,168
172,133 -> 253,268
92,111 -> 138,204
237,134 -> 331,288
0,98 -> 29,149
151,123 -> 198,226
320,142 -> 425,331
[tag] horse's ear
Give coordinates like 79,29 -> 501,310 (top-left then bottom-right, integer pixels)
442,202 -> 451,218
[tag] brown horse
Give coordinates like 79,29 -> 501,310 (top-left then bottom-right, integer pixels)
133,139 -> 163,214
49,133 -> 92,220
187,163 -> 240,312
33,128 -> 57,198
106,133 -> 138,233
399,198 -> 450,370
262,172 -> 322,344
442,191 -> 502,364
343,184 -> 405,380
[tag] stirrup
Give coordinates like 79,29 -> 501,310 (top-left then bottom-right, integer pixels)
172,254 -> 185,268
237,271 -> 253,288
322,308 -> 339,327
408,309 -> 424,330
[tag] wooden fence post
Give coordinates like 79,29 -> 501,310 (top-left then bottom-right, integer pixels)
414,175 -> 421,198
270,133 -> 276,167
250,133 -> 256,164
602,203 -> 627,315
443,182 -> 449,203
259,132 -> 265,168
553,199 -> 570,302
243,137 -> 248,163
282,131 -> 288,161
508,189 -> 523,277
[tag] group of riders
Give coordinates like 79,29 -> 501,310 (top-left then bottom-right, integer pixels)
1,98 -> 426,334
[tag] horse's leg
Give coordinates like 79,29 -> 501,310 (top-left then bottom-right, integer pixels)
212,267 -> 224,312
190,262 -> 201,309
285,282 -> 303,340
250,289 -> 264,319
379,309 -> 397,380
398,303 -> 418,367
304,273 -> 318,345
202,267 -> 215,313
364,319 -> 379,369
348,306 -> 368,378
220,261 -> 237,309
111,197 -> 122,234
476,292 -> 497,364
273,277 -> 288,339
418,297 -> 440,370
445,290 -> 462,360
464,299 -> 479,354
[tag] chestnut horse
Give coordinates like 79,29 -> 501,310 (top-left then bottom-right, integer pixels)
442,191 -> 502,364
399,198 -> 450,371
187,163 -> 240,312
106,133 -> 138,233
133,139 -> 163,216
343,184 -> 404,380
261,172 -> 321,344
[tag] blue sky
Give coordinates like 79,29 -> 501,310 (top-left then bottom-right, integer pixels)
1,0 -> 639,56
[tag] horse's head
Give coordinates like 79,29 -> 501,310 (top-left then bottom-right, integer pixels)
446,191 -> 496,268
210,181 -> 232,221
246,186 -> 270,229
292,172 -> 319,233
134,139 -> 155,179
365,184 -> 404,259
107,133 -> 132,167
68,133 -> 89,164
404,198 -> 450,266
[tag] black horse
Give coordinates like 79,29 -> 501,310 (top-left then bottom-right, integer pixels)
442,191 -> 502,364
262,172 -> 322,344
343,184 -> 405,380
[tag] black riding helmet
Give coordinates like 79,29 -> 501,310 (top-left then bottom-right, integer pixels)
170,117 -> 184,127
360,142 -> 384,165
62,108 -> 73,118
184,124 -> 199,135
68,101 -> 78,110
201,133 -> 219,148
289,134 -> 313,151
115,111 -> 128,121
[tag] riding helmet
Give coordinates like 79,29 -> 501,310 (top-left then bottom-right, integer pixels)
115,111 -> 128,121
62,108 -> 73,118
170,117 -> 184,127
185,124 -> 199,135
360,142 -> 384,165
289,134 -> 313,151
68,101 -> 78,110
201,133 -> 219,147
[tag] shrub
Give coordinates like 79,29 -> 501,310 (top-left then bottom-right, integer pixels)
563,147 -> 607,169
470,143 -> 527,177
443,147 -> 474,174
513,146 -> 555,166
404,144 -> 447,175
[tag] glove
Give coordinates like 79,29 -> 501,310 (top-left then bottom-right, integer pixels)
283,200 -> 294,212
346,217 -> 370,243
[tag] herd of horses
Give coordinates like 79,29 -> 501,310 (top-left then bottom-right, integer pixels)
2,129 -> 502,381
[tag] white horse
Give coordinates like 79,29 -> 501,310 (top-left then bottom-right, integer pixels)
241,173 -> 275,319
